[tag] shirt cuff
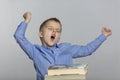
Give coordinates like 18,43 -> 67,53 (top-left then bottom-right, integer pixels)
98,34 -> 107,42
21,21 -> 28,25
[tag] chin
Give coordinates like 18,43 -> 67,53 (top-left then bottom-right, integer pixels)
48,43 -> 55,47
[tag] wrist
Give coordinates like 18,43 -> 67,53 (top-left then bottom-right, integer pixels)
101,33 -> 108,39
24,19 -> 30,24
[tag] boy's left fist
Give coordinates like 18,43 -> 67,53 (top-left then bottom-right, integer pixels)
102,27 -> 112,37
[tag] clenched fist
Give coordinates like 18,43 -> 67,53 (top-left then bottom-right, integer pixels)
23,12 -> 32,23
102,27 -> 112,37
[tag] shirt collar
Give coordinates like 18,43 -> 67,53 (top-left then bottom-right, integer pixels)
42,44 -> 59,49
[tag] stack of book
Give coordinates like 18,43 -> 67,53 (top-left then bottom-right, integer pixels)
45,64 -> 88,80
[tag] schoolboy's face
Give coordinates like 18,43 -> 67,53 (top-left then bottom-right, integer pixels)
39,20 -> 61,47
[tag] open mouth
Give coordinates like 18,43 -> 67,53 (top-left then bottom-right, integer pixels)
50,35 -> 55,40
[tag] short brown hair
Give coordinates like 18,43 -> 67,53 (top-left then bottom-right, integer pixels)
39,18 -> 62,32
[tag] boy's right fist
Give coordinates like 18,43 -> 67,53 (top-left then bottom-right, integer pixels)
23,12 -> 32,23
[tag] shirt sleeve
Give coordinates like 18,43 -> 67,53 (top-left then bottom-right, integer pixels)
70,34 -> 107,58
14,21 -> 35,60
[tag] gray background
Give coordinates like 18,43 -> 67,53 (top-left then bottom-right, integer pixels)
0,0 -> 119,80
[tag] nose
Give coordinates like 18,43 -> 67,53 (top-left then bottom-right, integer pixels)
52,29 -> 56,33
53,30 -> 56,33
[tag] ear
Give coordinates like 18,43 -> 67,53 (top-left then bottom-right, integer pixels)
38,31 -> 43,38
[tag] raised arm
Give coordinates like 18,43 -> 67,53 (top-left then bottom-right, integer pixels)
14,12 -> 35,60
70,27 -> 112,58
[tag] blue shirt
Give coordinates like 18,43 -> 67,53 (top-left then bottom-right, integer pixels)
14,21 -> 106,80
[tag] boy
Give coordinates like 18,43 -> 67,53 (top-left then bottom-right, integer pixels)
14,12 -> 112,80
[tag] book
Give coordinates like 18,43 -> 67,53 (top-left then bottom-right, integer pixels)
45,74 -> 86,80
47,64 -> 88,76
45,64 -> 88,80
